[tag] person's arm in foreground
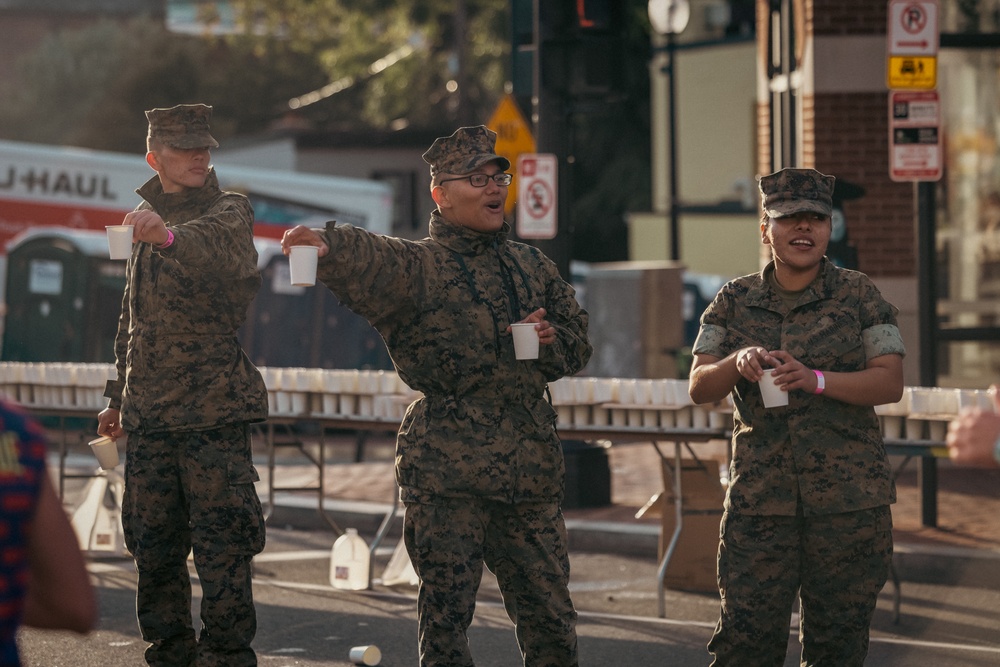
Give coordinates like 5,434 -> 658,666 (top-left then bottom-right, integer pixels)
946,385 -> 1000,467
22,473 -> 98,633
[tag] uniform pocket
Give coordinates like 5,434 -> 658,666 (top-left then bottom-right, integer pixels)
224,459 -> 265,556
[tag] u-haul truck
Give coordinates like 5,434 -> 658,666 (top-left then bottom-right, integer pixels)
0,139 -> 394,365
0,138 -> 392,250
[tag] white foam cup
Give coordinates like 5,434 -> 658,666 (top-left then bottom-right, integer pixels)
349,645 -> 381,665
289,245 -> 319,286
106,225 -> 134,260
510,322 -> 540,360
88,436 -> 120,469
759,369 -> 789,408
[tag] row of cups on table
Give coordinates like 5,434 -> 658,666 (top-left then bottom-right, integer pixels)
548,377 -> 720,407
548,377 -> 732,431
260,367 -> 420,419
2,362 -> 995,438
0,362 -> 114,410
875,386 -> 997,441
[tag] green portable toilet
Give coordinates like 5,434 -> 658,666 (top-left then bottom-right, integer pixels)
3,228 -> 126,363
240,238 -> 392,370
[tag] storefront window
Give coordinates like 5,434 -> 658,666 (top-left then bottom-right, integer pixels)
937,44 -> 1000,386
941,1 -> 1000,33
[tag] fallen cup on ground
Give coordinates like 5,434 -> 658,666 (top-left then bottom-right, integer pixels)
349,645 -> 381,665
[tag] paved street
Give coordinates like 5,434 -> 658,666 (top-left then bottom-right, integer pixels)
21,434 -> 1000,666
18,518 -> 1000,666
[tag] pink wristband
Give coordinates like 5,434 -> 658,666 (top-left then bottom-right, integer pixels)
813,370 -> 825,394
156,229 -> 174,249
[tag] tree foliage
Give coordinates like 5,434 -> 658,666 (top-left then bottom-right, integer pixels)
0,17 -> 328,152
224,0 -> 509,129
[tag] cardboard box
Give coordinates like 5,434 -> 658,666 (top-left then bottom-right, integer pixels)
658,506 -> 723,592
661,457 -> 727,511
639,457 -> 726,592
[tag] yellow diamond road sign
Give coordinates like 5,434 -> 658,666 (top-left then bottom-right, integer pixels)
487,94 -> 536,215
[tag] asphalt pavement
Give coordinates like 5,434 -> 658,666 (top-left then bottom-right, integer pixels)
19,435 -> 1000,666
17,519 -> 1000,666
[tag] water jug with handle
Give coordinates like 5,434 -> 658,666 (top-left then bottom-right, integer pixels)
330,527 -> 369,590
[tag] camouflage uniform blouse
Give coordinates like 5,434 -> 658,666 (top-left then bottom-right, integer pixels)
104,169 -> 268,434
692,258 -> 905,517
315,213 -> 592,504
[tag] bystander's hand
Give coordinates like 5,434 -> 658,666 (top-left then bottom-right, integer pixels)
945,384 -> 1000,468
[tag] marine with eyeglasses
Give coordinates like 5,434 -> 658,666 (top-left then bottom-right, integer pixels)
280,125 -> 591,667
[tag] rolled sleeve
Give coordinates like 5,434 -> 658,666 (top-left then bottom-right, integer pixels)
692,323 -> 728,357
863,323 -> 906,360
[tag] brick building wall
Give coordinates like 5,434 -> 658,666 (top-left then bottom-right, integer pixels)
758,0 -> 918,277
813,0 -> 916,277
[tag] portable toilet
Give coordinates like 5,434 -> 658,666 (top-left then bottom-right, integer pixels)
241,239 -> 392,371
3,228 -> 125,363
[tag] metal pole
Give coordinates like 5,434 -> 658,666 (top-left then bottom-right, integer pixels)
916,180 -> 938,528
667,31 -> 680,261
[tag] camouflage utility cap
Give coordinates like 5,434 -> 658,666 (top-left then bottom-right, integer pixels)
759,168 -> 835,218
423,125 -> 511,178
146,103 -> 219,150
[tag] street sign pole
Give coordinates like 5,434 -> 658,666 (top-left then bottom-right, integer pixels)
887,1 -> 942,523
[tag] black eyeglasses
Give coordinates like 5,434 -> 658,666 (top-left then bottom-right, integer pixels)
437,173 -> 513,187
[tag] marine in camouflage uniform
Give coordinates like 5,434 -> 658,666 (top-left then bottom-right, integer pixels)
689,168 -> 906,666
98,104 -> 268,667
281,126 -> 592,667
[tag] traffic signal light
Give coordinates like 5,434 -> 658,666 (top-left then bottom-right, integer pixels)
571,0 -> 623,96
575,0 -> 614,31
511,0 -> 624,100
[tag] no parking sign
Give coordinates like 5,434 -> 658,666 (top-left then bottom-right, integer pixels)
515,153 -> 558,239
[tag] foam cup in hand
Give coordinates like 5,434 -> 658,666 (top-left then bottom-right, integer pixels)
510,322 -> 540,360
289,245 -> 319,286
88,436 -> 120,469
106,225 -> 133,260
759,369 -> 788,408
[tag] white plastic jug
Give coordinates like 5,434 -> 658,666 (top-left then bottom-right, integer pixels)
330,527 -> 370,590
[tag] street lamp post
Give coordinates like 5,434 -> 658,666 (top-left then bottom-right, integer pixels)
648,0 -> 689,261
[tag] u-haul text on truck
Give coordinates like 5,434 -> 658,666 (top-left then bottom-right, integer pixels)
0,138 -> 393,252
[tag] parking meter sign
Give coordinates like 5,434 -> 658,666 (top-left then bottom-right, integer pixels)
889,90 -> 942,182
516,154 -> 558,239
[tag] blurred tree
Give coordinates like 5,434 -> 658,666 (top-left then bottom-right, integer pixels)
224,0 -> 508,130
0,17 -> 328,152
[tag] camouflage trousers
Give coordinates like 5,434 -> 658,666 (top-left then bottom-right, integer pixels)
122,424 -> 265,667
403,497 -> 579,667
708,505 -> 893,667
